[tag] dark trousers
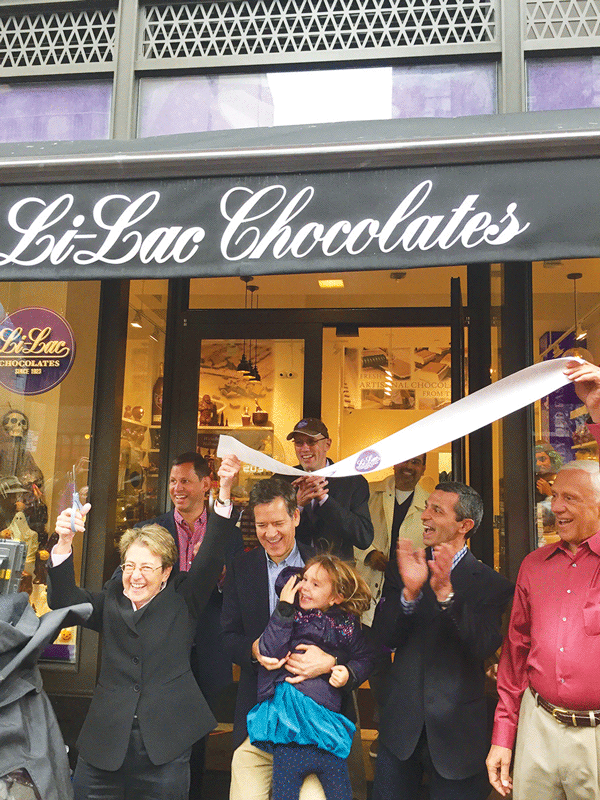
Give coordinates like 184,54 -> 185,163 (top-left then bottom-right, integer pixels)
188,735 -> 206,800
272,743 -> 352,800
372,735 -> 490,800
73,720 -> 191,800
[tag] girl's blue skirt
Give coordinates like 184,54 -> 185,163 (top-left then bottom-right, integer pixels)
247,682 -> 355,759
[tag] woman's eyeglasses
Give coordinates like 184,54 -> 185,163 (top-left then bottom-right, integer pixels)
122,563 -> 163,577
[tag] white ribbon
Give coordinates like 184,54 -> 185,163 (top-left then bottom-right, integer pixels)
216,357 -> 581,478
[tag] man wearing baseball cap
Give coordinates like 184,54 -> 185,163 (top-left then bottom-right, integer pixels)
285,418 -> 373,560
285,418 -> 374,800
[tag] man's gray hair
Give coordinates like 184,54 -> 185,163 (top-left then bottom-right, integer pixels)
435,481 -> 484,535
558,459 -> 600,495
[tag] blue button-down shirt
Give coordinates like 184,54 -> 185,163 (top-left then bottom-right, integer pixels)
265,543 -> 305,614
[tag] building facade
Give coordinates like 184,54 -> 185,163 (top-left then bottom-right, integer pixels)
1,0 -> 599,748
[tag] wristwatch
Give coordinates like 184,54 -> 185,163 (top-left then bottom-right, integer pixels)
438,591 -> 455,610
215,496 -> 231,507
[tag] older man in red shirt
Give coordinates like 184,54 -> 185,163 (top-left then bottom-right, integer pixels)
487,360 -> 600,799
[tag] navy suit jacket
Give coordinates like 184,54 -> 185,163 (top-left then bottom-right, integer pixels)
221,540 -> 315,749
281,464 -> 374,560
373,550 -> 514,780
135,508 -> 243,705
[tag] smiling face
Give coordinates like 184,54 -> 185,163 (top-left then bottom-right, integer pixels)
394,455 -> 426,491
293,434 -> 331,472
254,497 -> 300,564
122,541 -> 172,609
551,469 -> 600,552
299,563 -> 342,611
420,489 -> 474,552
169,462 -> 211,520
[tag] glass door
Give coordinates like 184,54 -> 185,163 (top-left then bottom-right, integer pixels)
172,299 -> 467,544
196,337 -> 305,500
322,325 -> 455,490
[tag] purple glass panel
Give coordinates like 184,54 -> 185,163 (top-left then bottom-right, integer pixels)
391,63 -> 497,118
138,62 -> 497,137
527,56 -> 600,111
138,74 -> 274,137
0,81 -> 112,143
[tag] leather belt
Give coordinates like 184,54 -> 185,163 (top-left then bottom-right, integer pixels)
530,687 -> 600,728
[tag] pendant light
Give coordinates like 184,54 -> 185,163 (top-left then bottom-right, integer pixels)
237,276 -> 254,375
248,284 -> 261,382
567,272 -> 587,342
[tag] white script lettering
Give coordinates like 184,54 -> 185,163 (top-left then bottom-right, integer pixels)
0,193 -> 205,267
220,182 -> 530,261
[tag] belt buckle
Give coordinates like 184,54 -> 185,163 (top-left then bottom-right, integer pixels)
551,706 -> 568,724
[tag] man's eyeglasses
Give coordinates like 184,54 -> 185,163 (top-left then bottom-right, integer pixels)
122,563 -> 163,577
293,436 -> 327,447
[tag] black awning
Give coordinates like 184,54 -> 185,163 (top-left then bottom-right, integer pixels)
0,109 -> 599,280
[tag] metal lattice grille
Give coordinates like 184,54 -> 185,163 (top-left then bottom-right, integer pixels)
142,0 -> 497,60
526,0 -> 600,40
0,8 -> 116,69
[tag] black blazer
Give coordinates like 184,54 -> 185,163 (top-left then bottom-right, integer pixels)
283,465 -> 374,560
136,508 -> 243,704
221,540 -> 314,749
48,513 -> 238,772
373,550 -> 514,781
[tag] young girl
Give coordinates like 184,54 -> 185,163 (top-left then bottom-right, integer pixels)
246,555 -> 375,800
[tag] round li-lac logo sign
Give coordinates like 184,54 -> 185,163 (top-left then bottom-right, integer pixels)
0,307 -> 76,395
355,449 -> 382,473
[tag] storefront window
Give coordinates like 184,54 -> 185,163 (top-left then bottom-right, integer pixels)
0,80 -> 112,143
532,259 -> 600,547
115,280 -> 168,537
138,62 -> 496,136
0,281 -> 100,663
527,56 -> 600,111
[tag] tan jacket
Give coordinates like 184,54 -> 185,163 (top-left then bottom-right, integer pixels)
355,477 -> 430,626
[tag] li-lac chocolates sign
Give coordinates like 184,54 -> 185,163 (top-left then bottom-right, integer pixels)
0,157 -> 598,280
0,307 -> 76,395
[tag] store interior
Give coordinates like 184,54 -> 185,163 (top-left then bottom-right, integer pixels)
120,261 -> 599,538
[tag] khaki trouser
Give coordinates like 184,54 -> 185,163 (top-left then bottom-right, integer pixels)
229,738 -> 326,800
514,687 -> 600,800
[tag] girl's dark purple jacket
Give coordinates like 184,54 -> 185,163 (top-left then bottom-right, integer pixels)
256,600 -> 376,713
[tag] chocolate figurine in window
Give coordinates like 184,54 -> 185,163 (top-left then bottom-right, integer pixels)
199,394 -> 218,426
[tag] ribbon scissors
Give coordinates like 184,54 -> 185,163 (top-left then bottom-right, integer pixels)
70,463 -> 85,533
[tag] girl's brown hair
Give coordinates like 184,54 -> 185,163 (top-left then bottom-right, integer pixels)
303,554 -> 371,616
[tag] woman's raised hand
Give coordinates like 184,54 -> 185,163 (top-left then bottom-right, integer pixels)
54,503 -> 91,554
